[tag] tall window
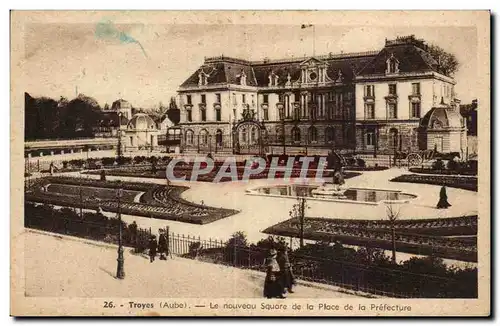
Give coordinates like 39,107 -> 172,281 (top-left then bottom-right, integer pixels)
251,95 -> 255,107
185,130 -> 194,145
215,107 -> 221,121
232,93 -> 237,106
366,128 -> 375,147
263,94 -> 269,103
263,108 -> 269,121
200,129 -> 209,145
186,95 -> 192,105
200,108 -> 206,121
325,127 -> 335,143
242,94 -> 246,104
186,109 -> 192,122
215,93 -> 221,103
365,85 -> 375,97
388,103 -> 397,119
216,129 -> 223,146
292,127 -> 301,142
365,103 -> 375,119
201,94 -> 206,104
308,126 -> 318,142
412,83 -> 421,95
411,102 -> 421,118
389,84 -> 397,96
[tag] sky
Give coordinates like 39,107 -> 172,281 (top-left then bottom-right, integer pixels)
22,22 -> 477,108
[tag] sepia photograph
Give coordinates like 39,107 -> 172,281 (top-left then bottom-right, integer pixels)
10,10 -> 491,316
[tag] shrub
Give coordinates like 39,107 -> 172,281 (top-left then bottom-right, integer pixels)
447,159 -> 458,171
134,156 -> 145,164
356,157 -> 366,167
69,159 -> 84,168
432,159 -> 445,171
62,161 -> 69,169
101,157 -> 115,166
117,156 -> 132,165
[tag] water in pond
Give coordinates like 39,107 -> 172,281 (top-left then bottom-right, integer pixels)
251,184 -> 416,203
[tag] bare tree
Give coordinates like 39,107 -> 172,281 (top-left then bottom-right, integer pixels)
290,196 -> 308,248
386,203 -> 401,264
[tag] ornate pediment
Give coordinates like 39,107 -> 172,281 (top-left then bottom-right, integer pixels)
300,57 -> 327,67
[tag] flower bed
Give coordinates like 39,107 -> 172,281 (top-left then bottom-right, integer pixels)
86,165 -> 361,182
409,167 -> 477,176
25,177 -> 239,224
390,174 -> 478,192
345,166 -> 389,171
262,216 -> 478,262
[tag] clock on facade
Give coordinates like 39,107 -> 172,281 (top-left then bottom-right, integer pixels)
309,71 -> 317,81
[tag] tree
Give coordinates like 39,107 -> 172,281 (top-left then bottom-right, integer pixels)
289,196 -> 308,248
386,204 -> 401,264
427,44 -> 459,77
166,96 -> 181,125
103,103 -> 110,110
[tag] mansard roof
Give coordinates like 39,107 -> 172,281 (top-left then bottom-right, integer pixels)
357,37 -> 440,76
179,51 -> 378,89
180,60 -> 258,88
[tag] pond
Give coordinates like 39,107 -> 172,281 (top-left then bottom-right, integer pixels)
247,184 -> 417,205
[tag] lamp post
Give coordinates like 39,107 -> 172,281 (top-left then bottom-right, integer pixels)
116,183 -> 125,279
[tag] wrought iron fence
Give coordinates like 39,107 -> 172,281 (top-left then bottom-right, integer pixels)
166,232 -> 476,298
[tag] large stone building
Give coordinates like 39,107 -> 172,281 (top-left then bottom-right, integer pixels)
177,35 -> 467,156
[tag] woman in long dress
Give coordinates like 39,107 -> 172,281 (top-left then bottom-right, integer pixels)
437,185 -> 452,209
263,249 -> 284,299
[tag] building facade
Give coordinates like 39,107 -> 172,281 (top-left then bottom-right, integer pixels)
177,35 -> 466,156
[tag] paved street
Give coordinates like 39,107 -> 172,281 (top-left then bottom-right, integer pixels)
24,231 -> 358,299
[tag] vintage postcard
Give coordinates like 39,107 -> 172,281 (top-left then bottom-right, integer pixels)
10,10 -> 490,316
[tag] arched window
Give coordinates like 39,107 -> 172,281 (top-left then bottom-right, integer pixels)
325,127 -> 335,143
276,126 -> 283,143
292,127 -> 301,142
216,129 -> 223,146
185,129 -> 194,145
199,129 -> 209,145
308,126 -> 318,142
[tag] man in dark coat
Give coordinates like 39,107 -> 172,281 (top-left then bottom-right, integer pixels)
263,249 -> 284,299
158,229 -> 168,260
437,185 -> 452,209
148,235 -> 157,263
277,247 -> 295,294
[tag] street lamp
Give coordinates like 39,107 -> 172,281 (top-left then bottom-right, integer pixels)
116,182 -> 125,279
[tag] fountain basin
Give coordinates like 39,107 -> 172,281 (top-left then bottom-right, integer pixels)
246,184 -> 417,205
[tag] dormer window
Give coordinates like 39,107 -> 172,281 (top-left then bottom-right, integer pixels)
198,71 -> 208,86
240,70 -> 247,86
268,72 -> 279,87
386,54 -> 400,74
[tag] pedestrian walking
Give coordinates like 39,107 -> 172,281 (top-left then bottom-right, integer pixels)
263,249 -> 285,299
148,235 -> 157,263
158,229 -> 168,260
277,247 -> 296,294
437,185 -> 452,209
